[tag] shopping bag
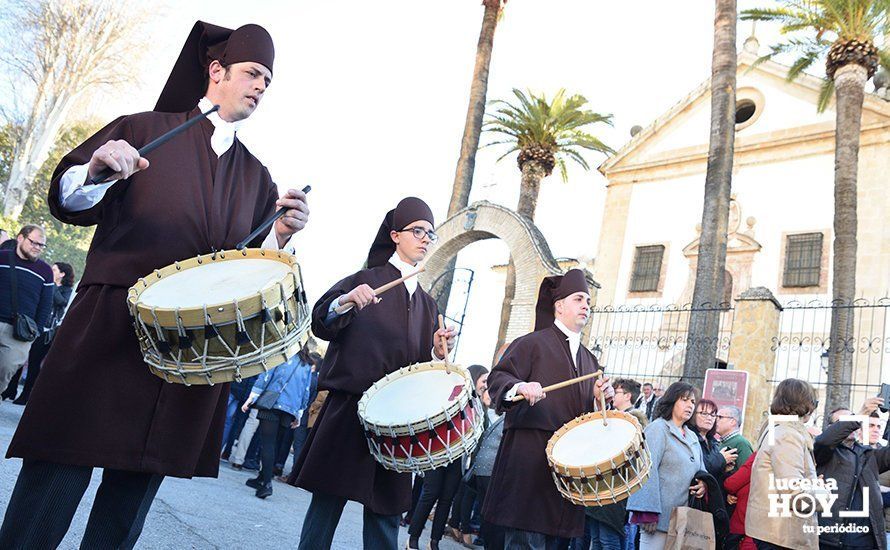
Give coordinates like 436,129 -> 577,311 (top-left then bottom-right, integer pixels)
664,505 -> 716,550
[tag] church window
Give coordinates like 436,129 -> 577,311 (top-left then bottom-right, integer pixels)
630,245 -> 665,292
735,99 -> 757,125
783,233 -> 823,287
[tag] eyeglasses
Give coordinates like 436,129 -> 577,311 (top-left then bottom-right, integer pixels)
398,226 -> 438,243
715,415 -> 734,421
26,237 -> 47,249
697,411 -> 717,418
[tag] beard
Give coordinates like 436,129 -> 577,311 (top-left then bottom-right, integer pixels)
17,246 -> 37,262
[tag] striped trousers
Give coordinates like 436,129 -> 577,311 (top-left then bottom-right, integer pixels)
0,460 -> 163,549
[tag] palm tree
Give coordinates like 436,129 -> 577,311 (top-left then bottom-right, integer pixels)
742,0 -> 889,421
484,88 -> 613,356
435,0 -> 506,314
682,0 -> 738,383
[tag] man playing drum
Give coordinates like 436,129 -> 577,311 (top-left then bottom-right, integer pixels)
0,21 -> 309,549
484,269 -> 613,549
291,197 -> 455,550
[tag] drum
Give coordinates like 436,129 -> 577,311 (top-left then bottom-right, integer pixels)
358,362 -> 485,473
546,410 -> 651,506
127,248 -> 311,385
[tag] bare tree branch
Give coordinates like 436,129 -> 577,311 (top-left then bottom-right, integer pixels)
0,0 -> 150,217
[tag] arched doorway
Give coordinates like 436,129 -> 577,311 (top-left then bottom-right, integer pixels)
422,201 -> 598,345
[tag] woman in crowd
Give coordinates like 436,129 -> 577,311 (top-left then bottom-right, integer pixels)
626,381 -> 706,550
724,452 -> 758,550
745,378 -> 819,550
240,347 -> 314,499
690,398 -> 737,481
408,365 -> 489,550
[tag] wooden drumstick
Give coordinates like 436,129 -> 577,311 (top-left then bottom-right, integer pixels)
333,265 -> 426,314
509,370 -> 604,403
598,377 -> 609,426
437,314 -> 451,374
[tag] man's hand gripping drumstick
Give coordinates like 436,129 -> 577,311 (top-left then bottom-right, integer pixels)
434,314 -> 456,373
334,266 -> 426,315
511,371 -> 613,413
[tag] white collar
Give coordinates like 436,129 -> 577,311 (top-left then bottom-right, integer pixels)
199,97 -> 243,156
554,319 -> 581,343
388,251 -> 418,296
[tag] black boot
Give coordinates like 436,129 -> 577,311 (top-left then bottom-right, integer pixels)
245,476 -> 262,489
255,482 -> 273,499
428,540 -> 440,550
407,536 -> 420,549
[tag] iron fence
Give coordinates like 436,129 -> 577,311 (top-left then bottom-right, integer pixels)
586,303 -> 734,386
770,297 -> 890,410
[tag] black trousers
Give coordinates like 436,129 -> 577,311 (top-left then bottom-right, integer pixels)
257,416 -> 279,485
405,474 -> 424,520
275,424 -> 295,469
17,335 -> 51,404
298,491 -> 399,550
0,460 -> 163,550
1,336 -> 52,402
408,459 -> 463,542
504,528 -> 570,550
448,481 -> 468,531
475,476 -> 505,550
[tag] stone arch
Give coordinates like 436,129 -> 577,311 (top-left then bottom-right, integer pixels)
420,201 -> 598,344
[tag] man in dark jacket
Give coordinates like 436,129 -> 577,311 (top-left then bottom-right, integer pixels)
814,397 -> 890,550
0,225 -> 54,396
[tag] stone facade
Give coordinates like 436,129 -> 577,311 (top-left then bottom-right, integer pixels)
592,50 -> 890,397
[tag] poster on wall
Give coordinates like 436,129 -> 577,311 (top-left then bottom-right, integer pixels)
703,369 -> 748,426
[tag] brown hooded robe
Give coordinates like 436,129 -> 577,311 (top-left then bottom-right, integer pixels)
5,109 -> 279,478
482,324 -> 602,539
289,264 -> 440,515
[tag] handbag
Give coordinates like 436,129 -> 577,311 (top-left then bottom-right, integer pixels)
7,252 -> 39,342
252,389 -> 280,411
664,495 -> 716,550
251,362 -> 301,411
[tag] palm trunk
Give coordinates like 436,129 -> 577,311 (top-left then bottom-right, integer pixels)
824,63 -> 866,425
435,0 -> 501,314
683,0 -> 736,383
494,158 -> 546,360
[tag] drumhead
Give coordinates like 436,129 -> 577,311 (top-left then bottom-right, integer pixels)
364,369 -> 468,426
551,415 -> 637,468
138,259 -> 291,308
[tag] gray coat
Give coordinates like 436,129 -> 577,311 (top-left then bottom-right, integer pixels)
626,417 -> 704,532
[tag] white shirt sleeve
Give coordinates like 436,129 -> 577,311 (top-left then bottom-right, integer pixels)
504,382 -> 525,401
259,227 -> 297,254
59,164 -> 118,212
327,296 -> 344,316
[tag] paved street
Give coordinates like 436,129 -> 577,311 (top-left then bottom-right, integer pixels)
0,402 -> 466,549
